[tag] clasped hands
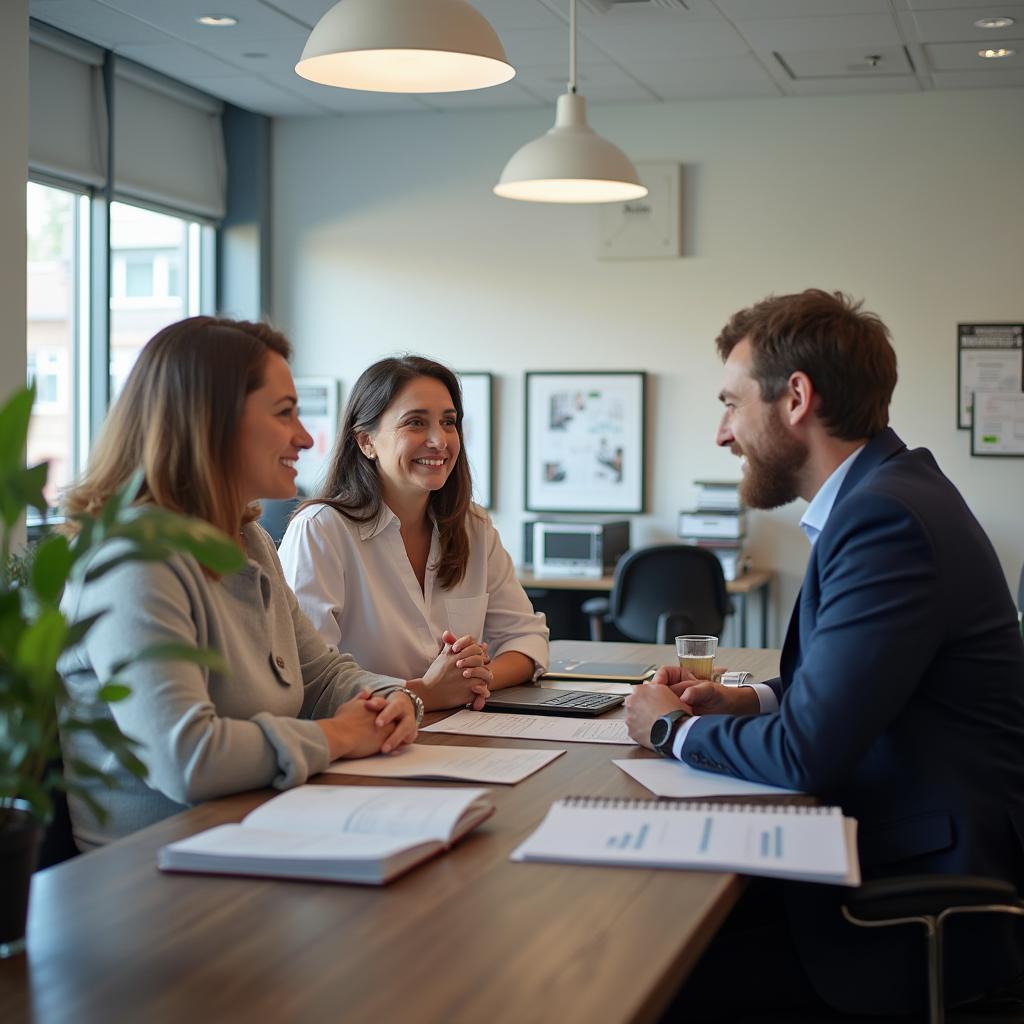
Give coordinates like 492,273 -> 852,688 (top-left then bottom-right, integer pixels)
318,688 -> 418,760
418,630 -> 493,711
625,665 -> 760,750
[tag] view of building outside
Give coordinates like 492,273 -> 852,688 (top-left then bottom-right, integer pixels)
109,201 -> 194,398
27,188 -> 214,509
26,181 -> 80,506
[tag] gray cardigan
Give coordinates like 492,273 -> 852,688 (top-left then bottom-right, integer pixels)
59,522 -> 402,849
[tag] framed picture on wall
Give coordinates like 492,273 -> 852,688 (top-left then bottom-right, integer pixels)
458,372 -> 493,508
524,371 -> 646,514
294,377 -> 340,495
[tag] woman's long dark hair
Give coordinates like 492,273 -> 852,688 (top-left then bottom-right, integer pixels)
302,356 -> 476,589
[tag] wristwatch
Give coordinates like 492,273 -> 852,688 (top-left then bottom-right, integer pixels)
650,709 -> 690,756
395,686 -> 425,725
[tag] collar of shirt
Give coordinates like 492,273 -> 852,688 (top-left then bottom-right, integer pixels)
799,444 -> 865,546
357,503 -> 439,541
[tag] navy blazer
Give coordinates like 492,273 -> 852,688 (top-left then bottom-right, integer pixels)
679,428 -> 1024,1014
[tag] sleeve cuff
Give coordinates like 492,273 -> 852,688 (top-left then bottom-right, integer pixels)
748,682 -> 779,713
670,715 -> 701,760
252,714 -> 331,788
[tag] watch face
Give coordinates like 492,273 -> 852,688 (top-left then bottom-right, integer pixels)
651,715 -> 672,751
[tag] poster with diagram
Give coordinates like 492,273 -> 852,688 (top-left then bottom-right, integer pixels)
524,371 -> 645,513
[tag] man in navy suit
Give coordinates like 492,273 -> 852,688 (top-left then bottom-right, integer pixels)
626,289 -> 1024,1017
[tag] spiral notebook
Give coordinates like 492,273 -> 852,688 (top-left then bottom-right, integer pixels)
512,797 -> 860,886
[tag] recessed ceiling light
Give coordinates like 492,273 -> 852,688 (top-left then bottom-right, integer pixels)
975,16 -> 1015,29
978,47 -> 1015,58
196,15 -> 238,27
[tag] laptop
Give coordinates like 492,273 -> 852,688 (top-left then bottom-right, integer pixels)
541,659 -> 657,684
483,685 -> 625,717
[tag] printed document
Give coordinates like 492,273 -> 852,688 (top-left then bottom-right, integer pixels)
422,709 -> 636,745
614,758 -> 801,799
324,743 -> 564,784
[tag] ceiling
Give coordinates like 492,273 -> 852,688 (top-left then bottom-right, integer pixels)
29,0 -> 1024,117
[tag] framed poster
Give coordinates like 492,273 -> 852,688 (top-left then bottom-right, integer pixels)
458,372 -> 493,509
957,323 -> 1023,429
971,391 -> 1024,457
294,377 -> 340,495
524,371 -> 646,514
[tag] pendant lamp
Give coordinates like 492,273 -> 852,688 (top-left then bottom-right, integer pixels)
494,0 -> 647,203
296,0 -> 515,94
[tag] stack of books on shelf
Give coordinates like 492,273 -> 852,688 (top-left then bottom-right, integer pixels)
678,481 -> 748,581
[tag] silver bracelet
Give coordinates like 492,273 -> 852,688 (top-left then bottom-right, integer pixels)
720,670 -> 754,687
394,686 -> 425,725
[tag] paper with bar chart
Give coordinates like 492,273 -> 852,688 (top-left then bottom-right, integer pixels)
512,798 -> 859,885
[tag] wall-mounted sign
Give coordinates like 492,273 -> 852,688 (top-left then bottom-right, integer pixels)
294,377 -> 340,495
971,391 -> 1024,457
957,323 -> 1023,429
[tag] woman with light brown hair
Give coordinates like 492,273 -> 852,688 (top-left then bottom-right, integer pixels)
279,356 -> 548,711
59,317 -> 419,850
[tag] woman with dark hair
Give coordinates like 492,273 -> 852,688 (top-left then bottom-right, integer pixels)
60,317 -> 419,849
279,356 -> 548,711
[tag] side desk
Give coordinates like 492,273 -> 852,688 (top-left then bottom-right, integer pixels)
519,568 -> 773,647
2,642 -> 781,1024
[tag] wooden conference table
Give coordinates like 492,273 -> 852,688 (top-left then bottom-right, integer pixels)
1,641 -> 781,1024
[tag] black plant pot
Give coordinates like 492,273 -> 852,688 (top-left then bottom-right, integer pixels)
0,802 -> 43,958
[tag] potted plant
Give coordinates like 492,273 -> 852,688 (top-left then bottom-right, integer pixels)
0,385 -> 246,957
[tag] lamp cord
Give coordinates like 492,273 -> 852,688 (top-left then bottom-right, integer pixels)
569,0 -> 577,94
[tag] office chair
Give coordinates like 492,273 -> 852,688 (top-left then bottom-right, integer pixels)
581,544 -> 731,645
36,754 -> 79,871
841,875 -> 1024,1024
257,496 -> 300,545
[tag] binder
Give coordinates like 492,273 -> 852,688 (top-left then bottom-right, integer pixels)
513,796 -> 859,886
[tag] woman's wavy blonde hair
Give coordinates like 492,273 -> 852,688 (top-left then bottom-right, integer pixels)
63,316 -> 291,538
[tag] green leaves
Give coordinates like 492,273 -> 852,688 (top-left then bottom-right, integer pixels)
0,386 -> 243,823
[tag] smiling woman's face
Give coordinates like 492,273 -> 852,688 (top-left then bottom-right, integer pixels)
358,375 -> 461,505
235,351 -> 313,506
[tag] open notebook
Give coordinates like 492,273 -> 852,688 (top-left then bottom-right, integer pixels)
158,785 -> 493,885
512,797 -> 860,886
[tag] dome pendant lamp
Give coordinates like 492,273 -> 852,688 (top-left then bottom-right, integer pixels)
494,0 -> 647,203
295,0 -> 515,94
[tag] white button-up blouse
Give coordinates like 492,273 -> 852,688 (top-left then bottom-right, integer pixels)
279,502 -> 549,680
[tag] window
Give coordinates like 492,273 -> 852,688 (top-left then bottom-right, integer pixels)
109,201 -> 214,397
26,181 -> 88,507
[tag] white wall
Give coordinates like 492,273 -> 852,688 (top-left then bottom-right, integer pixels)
0,0 -> 28,406
272,88 -> 1024,644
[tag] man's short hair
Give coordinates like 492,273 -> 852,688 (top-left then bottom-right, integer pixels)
716,289 -> 898,440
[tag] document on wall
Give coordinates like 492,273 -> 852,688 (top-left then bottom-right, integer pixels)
971,391 -> 1024,457
614,758 -> 802,800
957,323 -> 1023,428
323,743 -> 564,784
422,710 -> 636,746
512,797 -> 860,886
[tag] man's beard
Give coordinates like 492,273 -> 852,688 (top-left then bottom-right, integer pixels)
738,405 -> 808,510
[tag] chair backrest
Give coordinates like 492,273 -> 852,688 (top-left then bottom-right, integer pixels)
607,544 -> 730,644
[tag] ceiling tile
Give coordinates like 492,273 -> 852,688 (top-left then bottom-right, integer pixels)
784,74 -> 920,94
100,0 -> 309,41
734,13 -> 902,49
263,72 -> 432,112
717,0 -> 891,16
899,5 -> 1024,42
579,13 -> 751,61
418,82 -> 546,110
187,74 -> 328,115
513,62 -> 656,102
499,27 -> 606,68
30,0 -> 171,46
630,54 -> 781,98
924,38 -> 1024,68
778,45 -> 912,77
469,0 -> 564,31
116,41 -> 249,77
931,67 -> 1024,86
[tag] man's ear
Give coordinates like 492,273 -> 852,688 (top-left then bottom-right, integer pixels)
785,371 -> 816,427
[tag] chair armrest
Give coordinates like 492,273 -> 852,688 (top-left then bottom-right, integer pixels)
845,875 -> 1022,922
581,596 -> 610,617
